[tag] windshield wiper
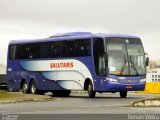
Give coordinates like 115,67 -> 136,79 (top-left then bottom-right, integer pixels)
120,55 -> 127,75
129,56 -> 139,75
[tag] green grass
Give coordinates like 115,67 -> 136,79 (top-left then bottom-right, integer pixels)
146,97 -> 160,101
0,90 -> 54,104
0,90 -> 21,100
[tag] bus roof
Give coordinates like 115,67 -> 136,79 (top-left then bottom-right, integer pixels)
9,32 -> 140,45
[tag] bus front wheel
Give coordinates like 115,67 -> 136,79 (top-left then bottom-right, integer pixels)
88,82 -> 96,98
120,91 -> 127,98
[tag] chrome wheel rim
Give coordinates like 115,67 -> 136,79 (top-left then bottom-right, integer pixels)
22,83 -> 27,93
31,84 -> 36,94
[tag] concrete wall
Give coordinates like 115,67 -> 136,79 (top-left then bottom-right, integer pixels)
0,64 -> 6,74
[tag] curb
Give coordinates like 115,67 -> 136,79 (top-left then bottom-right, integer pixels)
71,90 -> 87,93
130,100 -> 160,107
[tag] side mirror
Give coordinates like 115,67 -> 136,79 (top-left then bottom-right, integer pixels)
146,57 -> 149,66
145,53 -> 149,66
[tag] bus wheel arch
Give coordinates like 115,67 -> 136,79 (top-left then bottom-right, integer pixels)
21,78 -> 29,94
84,78 -> 96,98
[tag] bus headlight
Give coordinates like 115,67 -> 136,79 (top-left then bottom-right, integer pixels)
140,79 -> 146,82
108,78 -> 118,82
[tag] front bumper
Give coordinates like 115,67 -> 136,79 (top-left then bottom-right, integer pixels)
102,81 -> 146,92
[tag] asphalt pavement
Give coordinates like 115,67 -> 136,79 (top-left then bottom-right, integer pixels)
0,92 -> 160,114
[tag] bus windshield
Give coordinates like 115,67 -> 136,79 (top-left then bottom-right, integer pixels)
106,38 -> 146,76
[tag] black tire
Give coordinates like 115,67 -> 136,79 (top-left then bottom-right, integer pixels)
22,81 -> 29,94
120,91 -> 127,98
88,81 -> 96,98
63,90 -> 71,97
30,80 -> 37,94
52,90 -> 71,97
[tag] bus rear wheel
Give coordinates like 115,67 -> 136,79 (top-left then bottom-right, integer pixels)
22,81 -> 29,94
88,81 -> 96,98
120,91 -> 127,98
30,80 -> 37,94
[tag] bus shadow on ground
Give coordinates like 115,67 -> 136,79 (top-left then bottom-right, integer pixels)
58,95 -> 143,100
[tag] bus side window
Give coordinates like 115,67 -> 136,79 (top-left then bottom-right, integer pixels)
77,39 -> 91,56
93,38 -> 105,76
49,42 -> 65,58
9,45 -> 16,59
66,41 -> 75,57
15,45 -> 25,59
25,45 -> 40,59
66,39 -> 91,57
25,47 -> 31,59
15,44 -> 40,59
40,43 -> 49,58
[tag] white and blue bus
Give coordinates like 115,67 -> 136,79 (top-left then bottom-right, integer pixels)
7,32 -> 149,98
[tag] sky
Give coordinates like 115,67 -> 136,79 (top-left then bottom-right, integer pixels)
0,0 -> 160,65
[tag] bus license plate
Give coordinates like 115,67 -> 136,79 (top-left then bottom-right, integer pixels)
126,86 -> 132,89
